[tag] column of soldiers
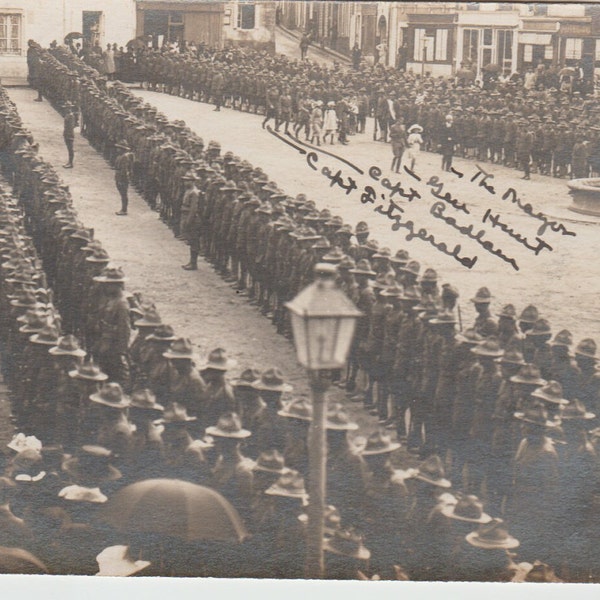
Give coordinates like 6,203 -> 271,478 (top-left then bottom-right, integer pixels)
64,41 -> 600,179
15,44 -> 600,580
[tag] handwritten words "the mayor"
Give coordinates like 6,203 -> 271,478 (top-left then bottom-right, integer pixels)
305,151 -> 576,271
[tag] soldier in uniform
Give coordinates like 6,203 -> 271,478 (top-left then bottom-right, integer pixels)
468,338 -> 504,496
207,412 -> 255,524
471,287 -> 494,336
92,267 -> 131,388
114,140 -> 134,216
62,102 -> 76,169
180,170 -> 201,271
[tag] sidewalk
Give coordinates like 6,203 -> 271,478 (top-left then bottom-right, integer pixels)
6,87 -> 309,392
275,25 -> 351,66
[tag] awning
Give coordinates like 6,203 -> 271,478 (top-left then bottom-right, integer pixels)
518,32 -> 553,45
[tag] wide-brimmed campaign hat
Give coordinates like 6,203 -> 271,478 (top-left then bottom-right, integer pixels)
324,527 -> 371,560
252,450 -> 289,474
326,403 -> 358,431
390,249 -> 410,265
514,404 -> 558,428
455,328 -> 483,345
155,402 -> 197,425
415,455 -> 451,488
510,364 -> 546,386
89,382 -> 131,409
429,310 -> 457,326
265,469 -> 307,500
7,433 -> 42,454
85,248 -> 110,264
163,337 -> 196,360
574,338 -> 597,360
560,399 -> 595,421
526,318 -> 552,337
471,337 -> 504,358
252,368 -> 292,393
129,388 -> 164,413
133,306 -> 162,328
145,324 -> 177,342
399,260 -> 421,276
49,334 -> 86,357
349,259 -> 376,277
531,381 -> 568,406
466,518 -> 519,550
278,396 -> 313,421
230,367 -> 261,389
11,448 -> 46,483
63,445 -> 122,484
550,329 -> 573,347
199,347 -> 238,371
59,485 -> 108,504
18,312 -> 48,334
497,348 -> 525,366
29,322 -> 60,346
511,560 -> 562,583
95,544 -> 151,577
206,412 -> 251,439
93,267 -> 127,284
468,284 -> 493,304
518,304 -> 539,324
440,494 -> 492,524
360,430 -> 400,456
497,304 -> 517,320
68,359 -> 108,382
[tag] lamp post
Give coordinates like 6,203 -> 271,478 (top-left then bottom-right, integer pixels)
285,263 -> 362,579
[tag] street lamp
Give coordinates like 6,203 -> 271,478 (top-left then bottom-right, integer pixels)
285,263 -> 362,579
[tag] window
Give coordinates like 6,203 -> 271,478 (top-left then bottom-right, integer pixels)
413,28 -> 434,61
595,40 -> 600,61
463,29 -> 479,65
545,45 -> 554,60
565,38 -> 582,60
435,29 -> 448,61
524,44 -> 533,62
497,3 -> 513,10
0,14 -> 20,55
497,29 -> 513,65
237,3 -> 256,29
466,3 -> 480,10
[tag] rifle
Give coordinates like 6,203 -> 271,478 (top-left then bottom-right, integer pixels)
458,304 -> 463,332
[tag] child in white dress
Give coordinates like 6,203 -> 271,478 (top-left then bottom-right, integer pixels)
406,124 -> 424,171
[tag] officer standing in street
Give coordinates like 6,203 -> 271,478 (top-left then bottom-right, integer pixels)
114,139 -> 134,216
62,102 -> 76,169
